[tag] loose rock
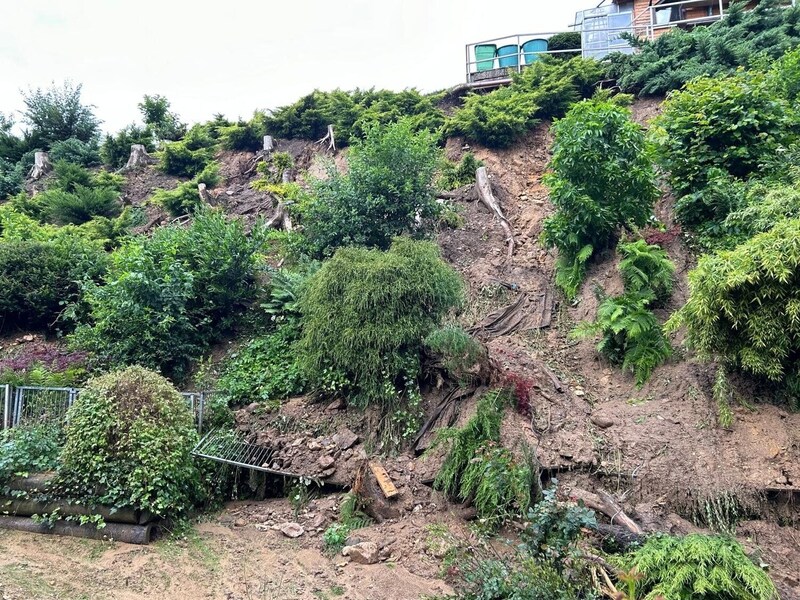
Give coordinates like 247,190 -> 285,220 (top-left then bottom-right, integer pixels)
342,541 -> 379,565
279,522 -> 305,538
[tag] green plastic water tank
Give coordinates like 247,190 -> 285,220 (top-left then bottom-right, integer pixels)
474,44 -> 497,72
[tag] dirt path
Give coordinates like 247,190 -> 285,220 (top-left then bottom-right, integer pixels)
0,507 -> 453,600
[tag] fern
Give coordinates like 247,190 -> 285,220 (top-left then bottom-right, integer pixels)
617,534 -> 777,600
618,239 -> 675,305
572,293 -> 671,386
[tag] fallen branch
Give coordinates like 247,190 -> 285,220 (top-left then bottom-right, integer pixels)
475,166 -> 514,261
571,488 -> 643,535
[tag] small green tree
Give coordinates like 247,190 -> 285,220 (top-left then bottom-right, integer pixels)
299,238 -> 463,428
138,94 -> 185,142
21,81 -> 100,147
303,119 -> 441,255
542,99 -> 658,298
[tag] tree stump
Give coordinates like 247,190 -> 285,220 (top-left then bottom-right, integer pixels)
122,144 -> 157,171
198,183 -> 215,206
263,135 -> 274,153
28,152 -> 52,180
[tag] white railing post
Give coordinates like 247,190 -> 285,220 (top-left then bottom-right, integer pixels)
3,385 -> 9,430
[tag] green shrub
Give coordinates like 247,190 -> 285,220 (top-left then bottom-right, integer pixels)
438,152 -> 483,190
101,124 -> 155,169
654,69 -> 797,200
607,0 -> 800,96
42,186 -> 121,225
322,493 -> 373,555
72,209 -> 265,379
138,94 -> 185,142
0,157 -> 23,200
51,160 -> 93,192
263,88 -> 444,145
446,57 -> 604,148
618,239 -> 675,305
547,32 -> 581,58
667,218 -> 800,407
303,119 -> 442,255
0,425 -> 62,483
425,325 -> 486,384
432,390 -> 537,529
542,99 -> 658,299
21,81 -> 100,147
572,293 -> 671,386
158,126 -> 216,178
57,366 -> 200,517
299,238 -> 463,420
723,178 -> 800,244
218,120 -> 264,151
452,558 -> 580,600
49,137 -> 100,167
617,534 -> 777,600
445,86 -> 541,149
0,235 -> 107,331
152,162 -> 220,216
217,324 -> 306,407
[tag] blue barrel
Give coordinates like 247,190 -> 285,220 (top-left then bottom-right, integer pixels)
497,45 -> 519,68
474,44 -> 497,72
522,39 -> 549,64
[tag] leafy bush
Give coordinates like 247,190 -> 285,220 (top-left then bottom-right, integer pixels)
49,137 -> 100,167
425,325 -> 486,384
618,239 -> 675,305
432,390 -> 537,529
542,99 -> 658,299
446,57 -> 604,148
72,210 -> 265,379
101,124 -> 155,169
616,534 -> 777,600
263,88 -> 444,145
138,94 -> 185,142
667,218 -> 800,407
607,0 -> 800,96
0,234 -> 107,331
57,366 -> 200,517
724,179 -> 800,242
450,557 -> 580,600
0,425 -> 62,483
573,293 -> 671,386
654,68 -> 797,201
299,238 -> 463,419
217,324 -> 306,407
303,119 -> 442,255
152,162 -> 220,216
547,32 -> 581,58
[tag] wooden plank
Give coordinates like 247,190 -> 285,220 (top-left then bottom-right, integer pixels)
369,461 -> 399,499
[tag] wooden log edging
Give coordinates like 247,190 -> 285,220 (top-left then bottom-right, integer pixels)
0,515 -> 153,545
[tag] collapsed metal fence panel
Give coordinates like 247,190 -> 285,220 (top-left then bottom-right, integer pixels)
1,385 -> 216,432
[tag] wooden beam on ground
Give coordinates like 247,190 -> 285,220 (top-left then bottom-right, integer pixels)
369,461 -> 399,499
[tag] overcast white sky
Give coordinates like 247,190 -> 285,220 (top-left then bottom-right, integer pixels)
0,0 -> 593,134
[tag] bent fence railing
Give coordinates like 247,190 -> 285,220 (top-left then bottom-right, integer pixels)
1,384 -> 216,433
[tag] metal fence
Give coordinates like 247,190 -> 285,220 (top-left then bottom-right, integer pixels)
2,384 -> 216,433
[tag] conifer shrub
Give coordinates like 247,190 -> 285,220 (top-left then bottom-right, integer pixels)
0,158 -> 23,200
617,534 -> 777,600
299,238 -> 463,421
303,119 -> 441,255
101,124 -> 155,169
667,218 -> 800,409
542,99 -> 658,299
218,119 -> 264,152
152,162 -> 220,216
49,137 -> 100,167
446,57 -> 604,148
607,0 -> 800,96
437,152 -> 483,190
158,125 -> 216,178
547,32 -> 581,58
57,366 -> 200,517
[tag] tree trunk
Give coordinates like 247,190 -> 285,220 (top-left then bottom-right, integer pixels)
28,151 -> 52,180
263,135 -> 274,153
122,144 -> 157,171
570,488 -> 643,535
475,167 -> 514,261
